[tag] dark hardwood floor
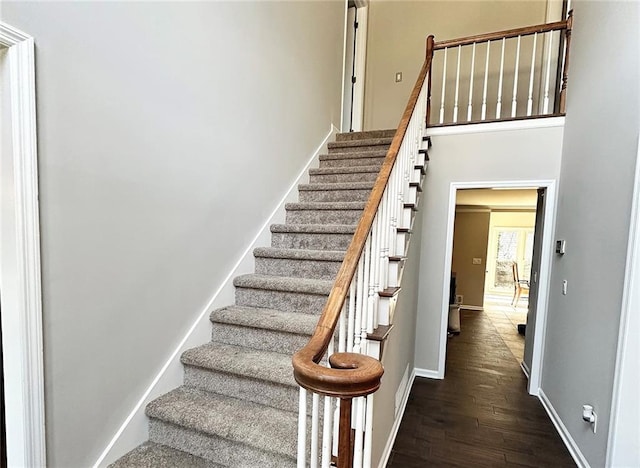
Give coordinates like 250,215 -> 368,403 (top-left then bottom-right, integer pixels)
388,310 -> 575,467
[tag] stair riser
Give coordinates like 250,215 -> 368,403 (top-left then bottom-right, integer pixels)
328,144 -> 390,154
336,130 -> 396,141
149,420 -> 297,467
319,157 -> 385,168
271,232 -> 354,250
236,287 -> 328,314
211,322 -> 310,355
286,209 -> 363,225
298,189 -> 371,203
255,257 -> 342,281
309,172 -> 379,183
183,366 -> 298,413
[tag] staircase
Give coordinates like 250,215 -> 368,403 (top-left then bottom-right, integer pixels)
111,130 -> 396,468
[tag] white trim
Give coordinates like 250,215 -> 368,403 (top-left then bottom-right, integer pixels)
437,180 -> 557,391
414,367 -> 441,380
0,22 -> 46,468
520,360 -> 530,379
351,5 -> 368,132
428,116 -> 565,137
460,305 -> 483,311
93,125 -> 338,467
539,389 -> 591,468
377,369 -> 415,468
339,0 -> 349,132
606,134 -> 640,468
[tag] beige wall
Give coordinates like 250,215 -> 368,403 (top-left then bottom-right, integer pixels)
451,210 -> 490,307
364,0 -> 554,129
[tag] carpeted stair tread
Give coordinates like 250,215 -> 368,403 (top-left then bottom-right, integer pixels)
146,386 -> 298,458
327,137 -> 393,149
254,247 -> 345,261
234,274 -> 333,295
308,165 -> 382,175
335,129 -> 396,141
210,305 -> 317,336
298,181 -> 374,192
181,342 -> 295,387
109,441 -> 222,468
319,149 -> 388,161
285,201 -> 366,211
270,223 -> 356,234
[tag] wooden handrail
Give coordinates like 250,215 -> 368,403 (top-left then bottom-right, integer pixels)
433,19 -> 568,50
292,52 -> 433,398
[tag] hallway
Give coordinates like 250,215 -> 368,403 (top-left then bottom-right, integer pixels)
388,310 -> 574,467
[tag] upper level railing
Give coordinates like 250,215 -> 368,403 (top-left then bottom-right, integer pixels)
428,11 -> 573,127
292,14 -> 573,468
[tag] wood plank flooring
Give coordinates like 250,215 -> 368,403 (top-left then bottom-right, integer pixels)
388,309 -> 574,467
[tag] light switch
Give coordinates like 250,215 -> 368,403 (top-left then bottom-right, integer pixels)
472,258 -> 482,265
562,280 -> 568,295
395,72 -> 403,83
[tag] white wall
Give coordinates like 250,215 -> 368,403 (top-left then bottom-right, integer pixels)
541,2 -> 640,466
414,124 -> 564,373
2,2 -> 345,466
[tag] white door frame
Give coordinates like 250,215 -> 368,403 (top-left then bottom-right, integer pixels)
0,22 -> 46,467
340,0 -> 368,132
438,179 -> 557,396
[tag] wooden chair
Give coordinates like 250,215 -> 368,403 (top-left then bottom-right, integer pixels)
512,262 -> 530,307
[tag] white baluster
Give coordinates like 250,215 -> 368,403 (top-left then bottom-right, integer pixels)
439,47 -> 447,124
511,35 -> 521,117
311,393 -> 320,468
338,299 -> 347,353
543,30 -> 553,114
481,41 -> 490,120
467,42 -> 476,121
453,45 -> 461,123
363,394 -> 374,468
321,396 -> 333,468
496,37 -> 505,118
353,397 -> 365,468
527,33 -> 538,116
297,388 -> 307,468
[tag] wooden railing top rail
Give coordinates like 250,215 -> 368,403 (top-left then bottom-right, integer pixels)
433,18 -> 568,50
292,37 -> 435,398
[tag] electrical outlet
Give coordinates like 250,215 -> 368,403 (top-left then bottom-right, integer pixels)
472,257 -> 482,265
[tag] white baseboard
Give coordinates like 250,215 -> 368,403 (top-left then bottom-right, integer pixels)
538,389 -> 590,468
377,369 -> 416,468
93,124 -> 338,467
461,304 -> 484,311
520,360 -> 530,379
414,367 -> 442,380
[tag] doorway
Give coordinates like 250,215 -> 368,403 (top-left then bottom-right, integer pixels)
341,1 -> 368,132
440,181 -> 556,395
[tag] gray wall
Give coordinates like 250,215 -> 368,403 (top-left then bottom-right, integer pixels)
414,126 -> 564,372
2,2 -> 345,466
370,204 -> 423,467
364,0 -> 551,130
541,2 -> 640,466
